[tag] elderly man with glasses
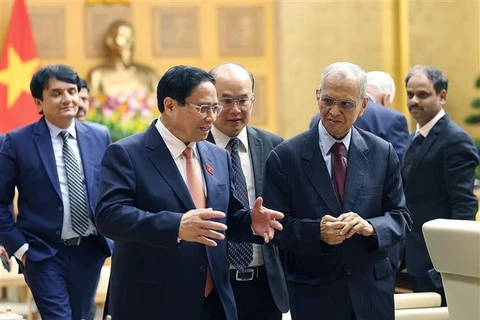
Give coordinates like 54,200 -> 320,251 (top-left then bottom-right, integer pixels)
95,65 -> 284,320
263,62 -> 412,320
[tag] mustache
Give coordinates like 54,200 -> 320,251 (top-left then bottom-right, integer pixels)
76,107 -> 86,115
409,104 -> 423,111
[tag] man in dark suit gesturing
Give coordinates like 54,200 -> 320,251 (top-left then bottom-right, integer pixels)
403,65 -> 479,304
95,65 -> 283,320
0,65 -> 112,319
207,63 -> 289,320
264,62 -> 412,320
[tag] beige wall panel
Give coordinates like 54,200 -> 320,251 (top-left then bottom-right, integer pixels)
276,1 -> 385,138
29,6 -> 65,59
409,1 -> 480,139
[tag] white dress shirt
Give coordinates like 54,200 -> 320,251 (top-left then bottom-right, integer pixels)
14,119 -> 96,260
317,121 -> 351,177
211,125 -> 264,267
416,109 -> 446,138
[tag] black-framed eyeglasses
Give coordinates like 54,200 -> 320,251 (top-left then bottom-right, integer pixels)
218,97 -> 254,111
318,96 -> 362,110
179,101 -> 223,116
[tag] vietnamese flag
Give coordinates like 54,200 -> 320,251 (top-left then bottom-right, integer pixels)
0,0 -> 40,134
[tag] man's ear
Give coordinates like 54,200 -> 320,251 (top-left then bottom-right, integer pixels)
438,89 -> 447,105
34,98 -> 43,113
163,97 -> 176,114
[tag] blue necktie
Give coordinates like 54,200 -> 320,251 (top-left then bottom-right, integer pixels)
227,138 -> 253,271
60,131 -> 90,236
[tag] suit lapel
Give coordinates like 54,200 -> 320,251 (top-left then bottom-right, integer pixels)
404,114 -> 449,191
34,118 -> 61,199
144,124 -> 194,210
302,126 -> 340,214
197,142 -> 217,208
247,126 -> 264,198
75,122 -> 96,213
343,128 -> 368,211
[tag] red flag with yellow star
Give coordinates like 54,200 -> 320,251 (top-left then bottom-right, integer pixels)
0,0 -> 40,133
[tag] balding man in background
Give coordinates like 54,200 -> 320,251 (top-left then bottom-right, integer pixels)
207,63 -> 289,320
366,71 -> 396,108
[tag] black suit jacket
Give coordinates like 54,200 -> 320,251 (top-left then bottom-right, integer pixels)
0,134 -> 4,149
402,113 -> 479,277
207,125 -> 289,313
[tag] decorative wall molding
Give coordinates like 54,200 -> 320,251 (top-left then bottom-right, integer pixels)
84,4 -> 132,58
30,6 -> 65,59
151,6 -> 199,57
218,6 -> 264,56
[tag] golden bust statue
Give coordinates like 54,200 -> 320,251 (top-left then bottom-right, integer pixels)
88,20 -> 158,96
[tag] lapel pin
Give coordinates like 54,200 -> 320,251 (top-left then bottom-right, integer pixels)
206,163 -> 214,175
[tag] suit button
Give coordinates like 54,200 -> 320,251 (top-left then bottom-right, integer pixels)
56,230 -> 60,235
345,269 -> 352,276
199,266 -> 206,272
58,207 -> 62,211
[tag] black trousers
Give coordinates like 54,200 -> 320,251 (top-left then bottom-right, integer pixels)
202,289 -> 226,320
230,266 -> 281,320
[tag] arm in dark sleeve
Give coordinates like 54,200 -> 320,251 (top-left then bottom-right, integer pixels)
443,132 -> 479,220
388,114 -> 409,162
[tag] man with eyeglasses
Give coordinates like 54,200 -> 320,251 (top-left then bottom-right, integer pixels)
263,62 -> 412,320
95,65 -> 284,320
207,63 -> 289,320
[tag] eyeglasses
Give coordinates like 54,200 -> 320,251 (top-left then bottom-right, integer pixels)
180,101 -> 223,116
318,96 -> 362,110
218,97 -> 254,111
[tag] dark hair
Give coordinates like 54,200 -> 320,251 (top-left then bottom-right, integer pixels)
209,62 -> 255,91
30,65 -> 80,100
156,65 -> 215,113
78,78 -> 90,93
405,65 -> 448,94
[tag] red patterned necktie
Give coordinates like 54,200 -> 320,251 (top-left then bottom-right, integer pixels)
331,142 -> 347,207
183,147 -> 213,297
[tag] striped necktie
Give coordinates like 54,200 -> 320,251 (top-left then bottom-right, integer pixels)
227,138 -> 253,271
60,131 -> 90,236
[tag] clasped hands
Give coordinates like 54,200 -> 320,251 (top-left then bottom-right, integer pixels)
179,197 -> 283,247
320,212 -> 374,245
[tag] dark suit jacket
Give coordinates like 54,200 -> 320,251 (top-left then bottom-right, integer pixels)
0,118 -> 112,262
207,125 -> 289,313
403,113 -> 479,277
0,134 -> 4,149
95,122 -> 261,320
263,124 -> 412,320
310,98 -> 409,160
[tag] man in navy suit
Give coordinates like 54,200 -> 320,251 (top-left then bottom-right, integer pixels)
207,63 -> 289,320
310,71 -> 409,161
0,65 -> 112,319
95,65 -> 284,320
264,62 -> 412,320
402,65 -> 479,305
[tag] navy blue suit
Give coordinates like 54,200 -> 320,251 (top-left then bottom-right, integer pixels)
95,122 -> 262,320
310,98 -> 409,161
263,124 -> 412,320
0,133 -> 4,148
0,118 -> 112,319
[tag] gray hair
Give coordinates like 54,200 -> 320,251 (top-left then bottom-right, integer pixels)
366,71 -> 396,104
319,62 -> 367,97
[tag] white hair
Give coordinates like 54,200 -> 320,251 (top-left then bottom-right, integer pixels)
366,71 -> 396,104
320,62 -> 367,97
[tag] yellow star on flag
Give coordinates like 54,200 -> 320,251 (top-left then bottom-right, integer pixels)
0,46 -> 39,108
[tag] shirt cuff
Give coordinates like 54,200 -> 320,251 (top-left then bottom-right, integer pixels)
14,243 -> 28,261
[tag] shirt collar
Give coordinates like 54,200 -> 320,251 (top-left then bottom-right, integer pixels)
45,118 -> 77,139
416,109 -> 445,137
156,116 -> 198,160
318,120 -> 351,154
211,125 -> 249,152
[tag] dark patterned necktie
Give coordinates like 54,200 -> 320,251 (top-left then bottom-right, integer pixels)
227,138 -> 253,271
402,134 -> 425,180
331,142 -> 347,207
60,131 -> 90,236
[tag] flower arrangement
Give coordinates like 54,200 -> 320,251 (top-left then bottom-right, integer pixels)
87,91 -> 158,141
